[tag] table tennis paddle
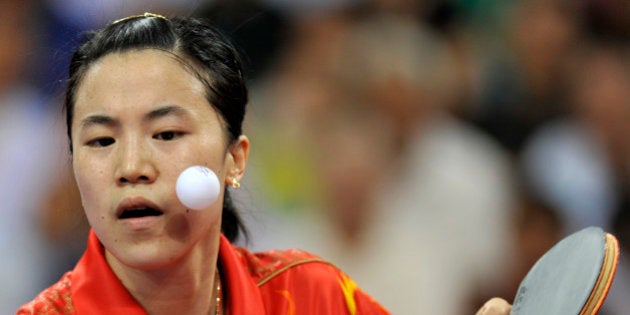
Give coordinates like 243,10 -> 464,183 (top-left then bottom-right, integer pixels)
511,226 -> 619,315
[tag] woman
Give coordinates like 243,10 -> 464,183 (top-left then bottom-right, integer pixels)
18,13 -> 510,314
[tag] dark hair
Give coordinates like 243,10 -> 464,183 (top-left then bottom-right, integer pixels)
65,14 -> 248,242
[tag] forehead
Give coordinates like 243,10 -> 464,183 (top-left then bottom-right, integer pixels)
76,49 -> 204,102
73,49 -> 208,114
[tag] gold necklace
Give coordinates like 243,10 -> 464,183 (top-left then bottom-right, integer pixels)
215,269 -> 223,315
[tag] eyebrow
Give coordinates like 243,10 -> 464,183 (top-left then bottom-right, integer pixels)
80,114 -> 118,129
143,105 -> 189,122
79,105 -> 189,129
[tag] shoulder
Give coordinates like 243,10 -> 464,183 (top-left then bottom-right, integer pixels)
16,272 -> 75,315
234,247 -> 389,315
233,246 -> 325,285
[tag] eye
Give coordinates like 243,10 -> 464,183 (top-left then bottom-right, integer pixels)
87,137 -> 115,147
154,131 -> 184,141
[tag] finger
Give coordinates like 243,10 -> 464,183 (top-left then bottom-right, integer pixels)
476,297 -> 512,315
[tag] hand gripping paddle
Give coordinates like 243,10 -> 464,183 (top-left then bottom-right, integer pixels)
511,226 -> 619,315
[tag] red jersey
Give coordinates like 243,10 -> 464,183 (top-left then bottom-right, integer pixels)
17,230 -> 389,314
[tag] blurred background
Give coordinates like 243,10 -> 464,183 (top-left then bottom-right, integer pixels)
0,0 -> 628,313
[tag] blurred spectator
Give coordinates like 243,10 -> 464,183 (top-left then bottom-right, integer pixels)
245,11 -> 516,314
522,42 -> 629,235
0,0 -> 81,312
584,0 -> 630,41
521,41 -> 629,314
467,0 -> 579,153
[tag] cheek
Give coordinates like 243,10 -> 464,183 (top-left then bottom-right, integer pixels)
176,139 -> 229,177
166,205 -> 222,242
73,155 -> 108,215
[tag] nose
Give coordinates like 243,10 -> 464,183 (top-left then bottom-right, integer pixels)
115,137 -> 158,185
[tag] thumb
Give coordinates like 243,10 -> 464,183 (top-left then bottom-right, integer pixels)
476,298 -> 512,315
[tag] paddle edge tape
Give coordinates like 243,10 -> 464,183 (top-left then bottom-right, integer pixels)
579,233 -> 620,315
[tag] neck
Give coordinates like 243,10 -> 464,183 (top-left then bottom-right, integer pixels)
106,234 -> 221,315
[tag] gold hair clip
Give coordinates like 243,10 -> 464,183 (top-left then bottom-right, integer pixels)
112,12 -> 167,25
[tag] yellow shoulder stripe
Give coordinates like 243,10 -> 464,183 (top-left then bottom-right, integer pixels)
338,273 -> 358,315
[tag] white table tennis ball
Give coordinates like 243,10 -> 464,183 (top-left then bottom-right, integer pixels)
176,165 -> 220,210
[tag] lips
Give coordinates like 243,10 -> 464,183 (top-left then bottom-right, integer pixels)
117,197 -> 164,220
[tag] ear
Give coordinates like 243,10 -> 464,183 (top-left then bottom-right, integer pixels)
225,135 -> 249,185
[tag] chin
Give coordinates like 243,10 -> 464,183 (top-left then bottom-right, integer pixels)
108,238 -> 188,271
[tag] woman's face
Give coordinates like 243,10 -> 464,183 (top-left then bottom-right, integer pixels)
71,49 -> 248,269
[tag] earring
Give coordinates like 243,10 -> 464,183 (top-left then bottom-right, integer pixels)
230,177 -> 241,189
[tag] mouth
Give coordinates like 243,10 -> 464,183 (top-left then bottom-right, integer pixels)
117,198 -> 164,220
119,207 -> 163,219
